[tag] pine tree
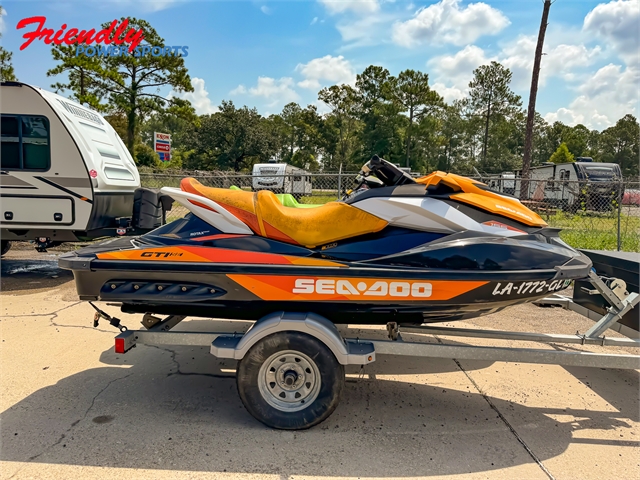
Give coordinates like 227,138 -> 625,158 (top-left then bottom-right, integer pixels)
549,143 -> 575,164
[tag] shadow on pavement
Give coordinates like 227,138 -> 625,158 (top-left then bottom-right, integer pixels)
1,339 -> 637,477
0,258 -> 73,292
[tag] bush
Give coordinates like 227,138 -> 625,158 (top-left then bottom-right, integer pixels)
134,143 -> 161,167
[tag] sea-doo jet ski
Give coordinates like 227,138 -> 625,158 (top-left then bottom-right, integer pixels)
59,156 -> 592,324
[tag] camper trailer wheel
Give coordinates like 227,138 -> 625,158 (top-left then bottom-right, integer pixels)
1,241 -> 11,256
237,332 -> 344,430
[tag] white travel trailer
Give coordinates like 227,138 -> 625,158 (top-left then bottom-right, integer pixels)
252,161 -> 312,199
485,172 -> 516,195
1,82 -> 170,253
519,160 -> 623,211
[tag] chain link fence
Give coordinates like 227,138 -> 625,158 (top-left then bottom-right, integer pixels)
141,171 -> 640,252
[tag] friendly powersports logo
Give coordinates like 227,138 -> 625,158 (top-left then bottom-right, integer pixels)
16,16 -> 188,57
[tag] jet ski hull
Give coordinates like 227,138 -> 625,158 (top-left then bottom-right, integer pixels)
60,248 -> 589,324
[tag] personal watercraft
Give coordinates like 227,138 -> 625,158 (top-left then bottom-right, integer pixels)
59,156 -> 592,325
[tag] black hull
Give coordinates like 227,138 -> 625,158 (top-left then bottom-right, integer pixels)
66,261 -> 582,325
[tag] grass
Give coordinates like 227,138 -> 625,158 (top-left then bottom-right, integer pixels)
299,194 -> 339,205
545,210 -> 640,252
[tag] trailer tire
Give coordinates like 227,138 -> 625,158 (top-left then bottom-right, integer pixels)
1,240 -> 11,256
237,332 -> 344,430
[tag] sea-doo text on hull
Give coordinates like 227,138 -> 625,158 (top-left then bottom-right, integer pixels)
60,156 -> 592,324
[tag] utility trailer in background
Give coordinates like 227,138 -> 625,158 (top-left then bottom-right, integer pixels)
87,267 -> 639,430
252,162 -> 312,200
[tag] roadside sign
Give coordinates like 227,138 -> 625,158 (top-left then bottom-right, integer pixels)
154,132 -> 171,162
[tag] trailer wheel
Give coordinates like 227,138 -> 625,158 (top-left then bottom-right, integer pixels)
237,332 -> 344,430
1,240 -> 11,256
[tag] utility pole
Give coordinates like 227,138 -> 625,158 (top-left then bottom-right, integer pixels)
521,0 -> 551,199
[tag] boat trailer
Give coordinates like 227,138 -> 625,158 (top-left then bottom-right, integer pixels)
91,269 -> 639,430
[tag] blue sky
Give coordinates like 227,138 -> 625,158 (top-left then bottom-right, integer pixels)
2,0 -> 638,129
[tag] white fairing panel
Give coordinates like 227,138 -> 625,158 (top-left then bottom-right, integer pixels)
161,187 -> 252,234
353,197 -> 526,237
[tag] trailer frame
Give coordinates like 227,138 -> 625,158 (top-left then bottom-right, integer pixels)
90,269 -> 639,429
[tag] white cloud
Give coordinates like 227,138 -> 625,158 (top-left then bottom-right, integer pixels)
428,35 -> 602,103
296,55 -> 356,89
584,0 -> 639,64
311,16 -> 318,25
335,11 -> 395,47
544,63 -> 639,129
431,82 -> 467,103
0,5 -> 6,34
231,76 -> 299,107
260,5 -> 271,15
500,35 -> 601,89
392,0 -> 510,47
428,45 -> 494,101
169,77 -> 218,115
318,0 -> 380,15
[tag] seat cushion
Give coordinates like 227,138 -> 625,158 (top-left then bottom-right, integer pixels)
181,178 -> 388,247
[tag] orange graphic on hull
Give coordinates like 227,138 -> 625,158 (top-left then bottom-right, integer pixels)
97,246 -> 345,267
227,274 -> 488,302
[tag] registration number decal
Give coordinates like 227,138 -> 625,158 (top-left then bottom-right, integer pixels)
492,279 -> 571,296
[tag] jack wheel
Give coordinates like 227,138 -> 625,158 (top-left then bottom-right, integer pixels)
237,332 -> 344,430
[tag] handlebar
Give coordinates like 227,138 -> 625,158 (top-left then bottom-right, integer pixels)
360,155 -> 416,187
342,155 -> 416,201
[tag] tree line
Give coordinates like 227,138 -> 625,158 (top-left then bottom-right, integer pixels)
2,16 -> 638,177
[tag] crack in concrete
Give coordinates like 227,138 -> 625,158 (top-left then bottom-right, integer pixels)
7,372 -> 133,479
2,301 -> 82,319
146,344 -> 234,380
3,301 -> 117,333
435,336 -> 556,480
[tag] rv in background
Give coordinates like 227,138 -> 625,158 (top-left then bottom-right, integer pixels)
485,172 -> 516,195
252,161 -> 312,200
0,82 -> 171,254
517,159 -> 623,212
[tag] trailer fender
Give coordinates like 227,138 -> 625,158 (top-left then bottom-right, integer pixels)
210,311 -> 375,365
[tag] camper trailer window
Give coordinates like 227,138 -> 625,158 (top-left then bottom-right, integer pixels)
0,115 -> 50,171
22,117 -> 50,169
1,116 -> 20,169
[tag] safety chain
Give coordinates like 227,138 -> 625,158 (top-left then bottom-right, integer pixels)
89,302 -> 128,332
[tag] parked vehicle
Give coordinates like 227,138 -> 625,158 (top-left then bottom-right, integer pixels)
485,172 -> 516,195
516,160 -> 623,211
0,82 -> 171,251
252,161 -> 312,200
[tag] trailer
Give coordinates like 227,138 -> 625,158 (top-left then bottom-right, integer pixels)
516,160 -> 622,211
0,82 -> 171,253
485,172 -> 516,195
88,267 -> 639,430
252,162 -> 312,199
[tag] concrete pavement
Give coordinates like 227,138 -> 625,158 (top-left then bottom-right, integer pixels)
1,247 -> 638,479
